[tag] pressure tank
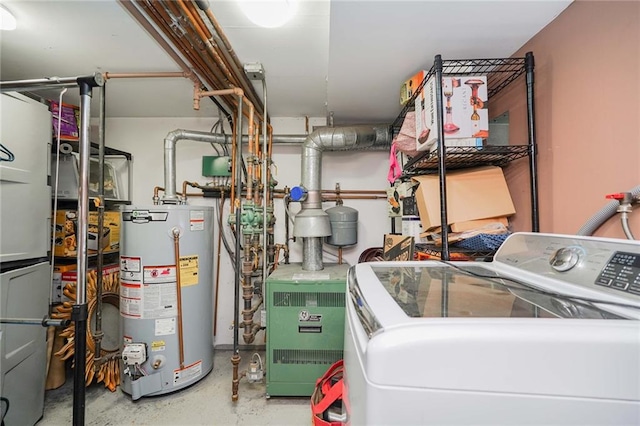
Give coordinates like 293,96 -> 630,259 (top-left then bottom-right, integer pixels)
325,205 -> 358,247
119,205 -> 215,400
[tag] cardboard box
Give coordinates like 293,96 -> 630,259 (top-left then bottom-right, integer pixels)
54,210 -> 120,257
412,166 -> 515,231
450,216 -> 509,233
49,101 -> 79,139
51,264 -> 76,304
400,70 -> 428,106
88,211 -> 120,253
414,75 -> 489,151
383,234 -> 414,261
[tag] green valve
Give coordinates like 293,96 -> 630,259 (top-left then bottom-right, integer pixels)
202,156 -> 231,177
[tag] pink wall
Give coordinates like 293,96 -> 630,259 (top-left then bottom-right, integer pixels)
491,1 -> 640,239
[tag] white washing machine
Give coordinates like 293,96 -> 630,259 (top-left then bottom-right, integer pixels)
344,233 -> 640,425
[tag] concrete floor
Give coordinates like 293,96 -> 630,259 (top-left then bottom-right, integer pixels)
39,350 -> 310,425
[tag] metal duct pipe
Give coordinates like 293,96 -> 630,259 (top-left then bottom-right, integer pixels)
301,125 -> 391,193
163,129 -> 229,202
292,125 -> 391,271
162,129 -> 388,204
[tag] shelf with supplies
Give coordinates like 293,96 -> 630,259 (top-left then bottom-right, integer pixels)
51,138 -> 129,265
402,145 -> 530,176
51,137 -> 132,204
391,52 -> 538,260
55,136 -> 132,160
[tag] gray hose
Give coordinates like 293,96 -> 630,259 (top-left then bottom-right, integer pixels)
577,184 -> 640,236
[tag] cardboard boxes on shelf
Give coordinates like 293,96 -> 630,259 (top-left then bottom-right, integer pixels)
411,166 -> 515,231
400,70 -> 428,106
414,75 -> 488,152
53,210 -> 121,257
49,101 -> 79,139
51,263 -> 76,304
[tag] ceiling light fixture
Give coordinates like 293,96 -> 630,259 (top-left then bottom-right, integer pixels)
238,0 -> 298,29
0,4 -> 16,31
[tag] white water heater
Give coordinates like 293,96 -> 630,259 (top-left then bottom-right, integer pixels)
119,205 -> 215,400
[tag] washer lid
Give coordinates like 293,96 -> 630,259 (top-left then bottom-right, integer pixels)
369,264 -> 627,320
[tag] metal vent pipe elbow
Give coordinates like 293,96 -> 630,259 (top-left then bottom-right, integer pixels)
163,129 -> 228,202
296,124 -> 391,271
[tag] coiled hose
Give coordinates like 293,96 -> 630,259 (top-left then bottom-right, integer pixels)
577,184 -> 640,237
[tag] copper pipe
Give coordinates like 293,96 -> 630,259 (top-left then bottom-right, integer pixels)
194,88 -> 259,206
323,194 -> 387,200
272,188 -> 386,195
321,189 -> 387,195
182,180 -> 201,202
153,186 -> 163,200
118,1 -> 199,85
200,6 -> 264,114
176,0 -> 234,87
272,193 -> 386,200
195,88 -> 237,111
338,247 -> 343,265
176,1 -> 264,118
230,125 -> 237,210
246,101 -> 255,202
172,229 -> 186,370
183,0 -> 242,88
103,71 -> 190,79
157,1 -> 231,93
137,3 -> 220,101
197,87 -> 259,123
153,186 -> 189,202
141,0 -> 233,109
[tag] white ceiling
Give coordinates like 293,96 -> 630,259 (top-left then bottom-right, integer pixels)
0,0 -> 572,124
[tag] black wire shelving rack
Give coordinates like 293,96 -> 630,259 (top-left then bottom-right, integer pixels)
391,53 -> 539,261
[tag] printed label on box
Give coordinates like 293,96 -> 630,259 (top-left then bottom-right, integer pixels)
415,75 -> 488,152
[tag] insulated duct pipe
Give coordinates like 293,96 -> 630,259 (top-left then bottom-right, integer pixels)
577,184 -> 640,236
290,125 -> 391,271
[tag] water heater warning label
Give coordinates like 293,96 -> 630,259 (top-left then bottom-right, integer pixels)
120,256 -> 142,282
179,255 -> 199,287
174,360 -> 202,386
190,210 -> 205,231
143,265 -> 177,319
120,281 -> 142,319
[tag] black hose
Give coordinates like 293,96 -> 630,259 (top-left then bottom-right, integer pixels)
1,396 -> 9,425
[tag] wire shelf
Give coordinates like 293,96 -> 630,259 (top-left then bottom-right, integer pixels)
402,145 -> 530,176
391,56 -> 527,138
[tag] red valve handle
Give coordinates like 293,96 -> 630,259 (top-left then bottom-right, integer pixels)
606,193 -> 625,200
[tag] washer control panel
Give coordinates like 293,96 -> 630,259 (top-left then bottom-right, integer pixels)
494,233 -> 640,301
595,251 -> 640,296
